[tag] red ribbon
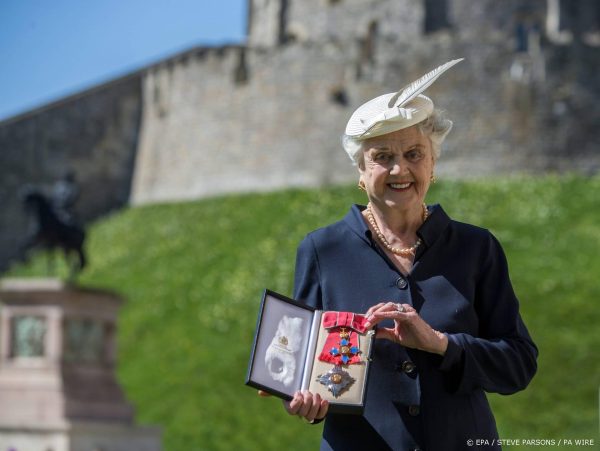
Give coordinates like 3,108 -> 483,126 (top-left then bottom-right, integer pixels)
318,311 -> 367,365
322,311 -> 368,333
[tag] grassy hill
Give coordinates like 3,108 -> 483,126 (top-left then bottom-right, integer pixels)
8,175 -> 600,450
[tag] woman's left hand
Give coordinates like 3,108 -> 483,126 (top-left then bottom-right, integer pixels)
364,302 -> 448,356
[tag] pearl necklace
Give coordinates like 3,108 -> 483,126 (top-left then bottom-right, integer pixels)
366,203 -> 429,256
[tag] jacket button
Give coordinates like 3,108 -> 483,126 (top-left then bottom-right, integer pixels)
395,277 -> 408,289
401,361 -> 417,374
408,405 -> 420,416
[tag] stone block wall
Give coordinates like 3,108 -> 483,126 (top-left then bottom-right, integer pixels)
130,44 -> 361,204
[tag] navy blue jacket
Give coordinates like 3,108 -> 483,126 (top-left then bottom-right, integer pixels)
293,204 -> 538,451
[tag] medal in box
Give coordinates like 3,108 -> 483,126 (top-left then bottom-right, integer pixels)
246,289 -> 375,414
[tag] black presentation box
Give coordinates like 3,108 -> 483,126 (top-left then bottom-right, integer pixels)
245,289 -> 375,414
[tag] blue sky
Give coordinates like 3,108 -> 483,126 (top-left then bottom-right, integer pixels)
0,0 -> 247,121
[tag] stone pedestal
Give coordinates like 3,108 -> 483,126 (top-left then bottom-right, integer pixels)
0,278 -> 161,451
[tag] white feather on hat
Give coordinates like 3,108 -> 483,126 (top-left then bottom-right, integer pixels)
345,58 -> 464,140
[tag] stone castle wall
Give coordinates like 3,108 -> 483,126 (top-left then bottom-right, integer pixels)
130,44 -> 360,204
132,0 -> 599,204
0,0 -> 598,270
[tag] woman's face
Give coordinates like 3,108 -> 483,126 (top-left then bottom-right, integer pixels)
359,126 -> 435,213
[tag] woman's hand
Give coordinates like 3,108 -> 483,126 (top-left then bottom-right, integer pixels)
258,390 -> 329,423
284,390 -> 328,423
364,302 -> 448,355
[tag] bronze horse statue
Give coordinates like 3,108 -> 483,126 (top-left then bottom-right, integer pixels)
21,189 -> 86,277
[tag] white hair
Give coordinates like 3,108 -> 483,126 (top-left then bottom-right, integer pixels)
342,109 -> 452,166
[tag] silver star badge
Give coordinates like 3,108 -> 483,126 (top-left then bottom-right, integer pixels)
316,365 -> 355,398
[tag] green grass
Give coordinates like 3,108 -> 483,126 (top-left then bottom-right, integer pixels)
8,175 -> 600,450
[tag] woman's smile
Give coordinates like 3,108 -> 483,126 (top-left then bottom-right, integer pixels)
387,182 -> 413,191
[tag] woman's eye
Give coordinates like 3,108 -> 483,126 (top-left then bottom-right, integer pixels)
374,153 -> 392,163
405,150 -> 423,161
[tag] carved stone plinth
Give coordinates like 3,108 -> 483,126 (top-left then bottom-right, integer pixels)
0,278 -> 161,451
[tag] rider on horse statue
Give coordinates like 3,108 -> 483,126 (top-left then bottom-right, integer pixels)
19,172 -> 87,278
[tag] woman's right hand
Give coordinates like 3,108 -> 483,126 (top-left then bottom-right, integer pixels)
284,390 -> 329,423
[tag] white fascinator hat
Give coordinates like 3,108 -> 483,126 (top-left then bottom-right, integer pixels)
344,58 -> 464,148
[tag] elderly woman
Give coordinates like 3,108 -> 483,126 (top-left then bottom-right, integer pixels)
284,59 -> 538,450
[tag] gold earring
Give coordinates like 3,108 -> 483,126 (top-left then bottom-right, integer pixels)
430,174 -> 437,184
358,180 -> 366,191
